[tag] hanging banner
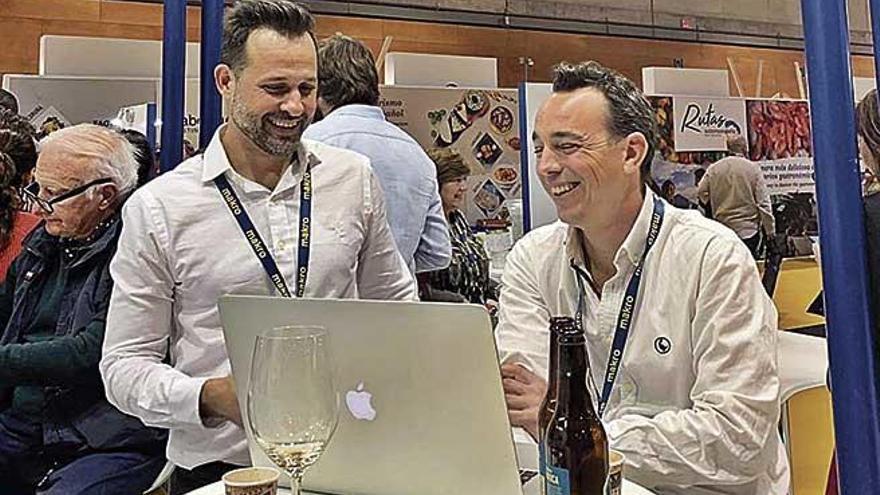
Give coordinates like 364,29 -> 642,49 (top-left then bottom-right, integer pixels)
650,94 -> 817,256
673,97 -> 747,152
746,100 -> 814,194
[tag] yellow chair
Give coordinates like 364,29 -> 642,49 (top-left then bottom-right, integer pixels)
757,254 -> 825,331
771,256 -> 825,331
783,386 -> 835,495
778,331 -> 833,495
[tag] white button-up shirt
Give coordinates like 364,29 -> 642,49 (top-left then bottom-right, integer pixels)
496,190 -> 789,494
101,127 -> 416,469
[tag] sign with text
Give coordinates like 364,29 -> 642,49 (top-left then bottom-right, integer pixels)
673,97 -> 746,152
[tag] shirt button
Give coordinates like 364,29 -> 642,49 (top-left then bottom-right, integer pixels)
277,240 -> 287,250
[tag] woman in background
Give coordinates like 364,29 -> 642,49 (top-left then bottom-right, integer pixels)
857,89 -> 880,334
0,109 -> 40,280
419,148 -> 494,305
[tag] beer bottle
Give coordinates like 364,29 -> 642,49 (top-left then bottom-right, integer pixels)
538,317 -> 569,491
542,320 -> 608,495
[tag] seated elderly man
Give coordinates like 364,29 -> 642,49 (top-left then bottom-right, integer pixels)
496,62 -> 789,494
0,124 -> 166,494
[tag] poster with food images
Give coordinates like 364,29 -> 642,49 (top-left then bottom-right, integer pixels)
746,100 -> 815,195
379,86 -> 522,222
649,95 -> 818,250
26,105 -> 72,139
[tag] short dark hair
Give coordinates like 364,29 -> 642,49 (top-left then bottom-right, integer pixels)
0,89 -> 18,115
426,148 -> 470,188
221,0 -> 316,74
317,34 -> 380,108
0,108 -> 36,187
551,61 -> 658,188
118,129 -> 156,188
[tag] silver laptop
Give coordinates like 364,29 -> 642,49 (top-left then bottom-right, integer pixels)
218,296 -> 524,495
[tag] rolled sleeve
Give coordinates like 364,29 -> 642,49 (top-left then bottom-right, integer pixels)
101,191 -> 208,429
495,233 -> 552,376
414,180 -> 451,273
607,237 -> 781,489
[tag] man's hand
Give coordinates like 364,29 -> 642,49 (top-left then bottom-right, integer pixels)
501,363 -> 547,440
199,376 -> 243,427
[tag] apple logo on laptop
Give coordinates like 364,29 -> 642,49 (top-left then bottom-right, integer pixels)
345,382 -> 377,421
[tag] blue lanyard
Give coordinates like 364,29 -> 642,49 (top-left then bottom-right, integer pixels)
214,162 -> 312,298
571,198 -> 664,418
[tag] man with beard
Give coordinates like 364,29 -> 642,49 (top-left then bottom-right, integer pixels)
100,2 -> 416,493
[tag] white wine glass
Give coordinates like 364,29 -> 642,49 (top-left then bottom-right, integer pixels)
247,325 -> 339,495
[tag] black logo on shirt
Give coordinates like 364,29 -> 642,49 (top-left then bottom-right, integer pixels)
654,336 -> 672,355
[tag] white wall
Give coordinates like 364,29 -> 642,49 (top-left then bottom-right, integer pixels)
384,52 -> 497,88
39,35 -> 202,78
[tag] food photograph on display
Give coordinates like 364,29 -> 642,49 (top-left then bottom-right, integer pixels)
491,163 -> 519,190
473,179 -> 506,218
473,132 -> 504,168
381,86 -> 522,222
746,100 -> 812,161
489,105 -> 514,135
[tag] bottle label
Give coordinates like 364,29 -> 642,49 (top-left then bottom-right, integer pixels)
538,442 -> 546,477
545,464 -> 571,495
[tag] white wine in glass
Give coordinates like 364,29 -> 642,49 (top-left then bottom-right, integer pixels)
248,325 -> 339,495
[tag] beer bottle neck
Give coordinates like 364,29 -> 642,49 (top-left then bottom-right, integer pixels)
547,329 -> 560,386
554,341 -> 596,414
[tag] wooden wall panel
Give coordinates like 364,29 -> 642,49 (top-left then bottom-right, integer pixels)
2,0 -> 101,23
0,0 -> 874,99
0,18 -> 43,75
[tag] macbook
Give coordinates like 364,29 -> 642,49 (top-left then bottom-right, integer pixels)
218,296 -> 524,495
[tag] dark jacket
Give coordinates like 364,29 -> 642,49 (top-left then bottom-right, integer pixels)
0,215 -> 166,452
865,193 -> 880,339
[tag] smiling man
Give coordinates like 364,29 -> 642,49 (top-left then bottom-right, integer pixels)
100,2 -> 415,493
496,61 -> 789,494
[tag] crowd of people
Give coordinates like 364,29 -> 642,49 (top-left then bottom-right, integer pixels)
0,0 -> 877,494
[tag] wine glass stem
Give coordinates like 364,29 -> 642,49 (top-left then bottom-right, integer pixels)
289,473 -> 302,495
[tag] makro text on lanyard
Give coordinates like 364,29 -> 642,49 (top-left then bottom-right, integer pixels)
214,161 -> 313,298
571,197 -> 665,418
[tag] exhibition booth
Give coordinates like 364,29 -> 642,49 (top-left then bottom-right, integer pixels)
1,33 -> 838,494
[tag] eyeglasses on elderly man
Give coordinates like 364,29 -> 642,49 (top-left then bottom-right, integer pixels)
20,177 -> 114,214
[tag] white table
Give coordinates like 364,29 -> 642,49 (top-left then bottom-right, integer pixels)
187,478 -> 655,495
189,429 -> 656,495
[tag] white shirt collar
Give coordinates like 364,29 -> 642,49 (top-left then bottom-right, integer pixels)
564,189 -> 660,270
200,124 -> 320,194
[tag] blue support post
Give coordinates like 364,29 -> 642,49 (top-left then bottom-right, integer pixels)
160,0 -> 186,173
800,0 -> 880,491
199,0 -> 224,149
146,102 -> 157,156
872,0 -> 880,102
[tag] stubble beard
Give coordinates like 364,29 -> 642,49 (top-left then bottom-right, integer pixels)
230,96 -> 309,159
